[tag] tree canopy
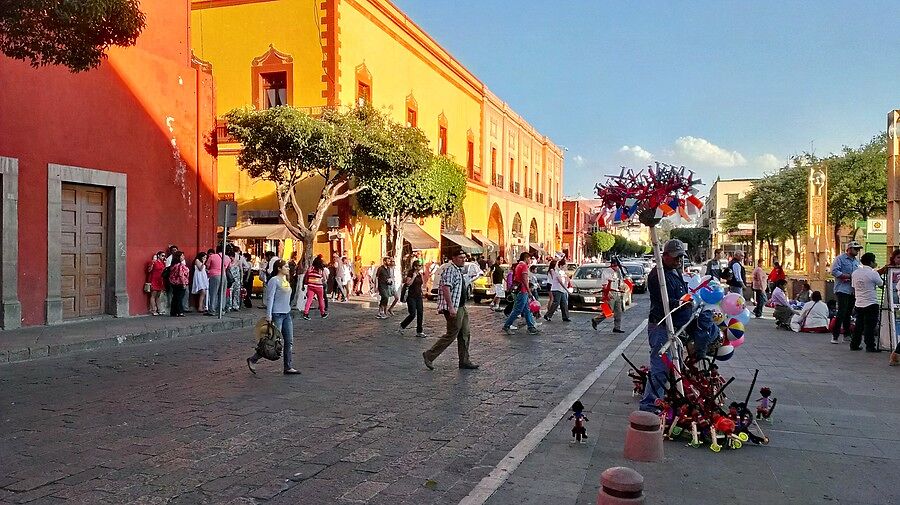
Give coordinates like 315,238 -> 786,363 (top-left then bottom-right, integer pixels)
225,105 -> 416,266
586,231 -> 615,257
670,228 -> 711,256
825,133 -> 888,247
0,0 -> 146,72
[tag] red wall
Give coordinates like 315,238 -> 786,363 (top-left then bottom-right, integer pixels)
0,0 -> 217,326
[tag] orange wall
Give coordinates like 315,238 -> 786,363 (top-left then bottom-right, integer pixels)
0,0 -> 217,326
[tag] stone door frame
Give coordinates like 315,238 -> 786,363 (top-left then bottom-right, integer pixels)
0,157 -> 21,329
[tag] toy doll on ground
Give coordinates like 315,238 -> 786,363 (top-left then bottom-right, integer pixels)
728,402 -> 768,445
756,387 -> 777,420
569,400 -> 589,443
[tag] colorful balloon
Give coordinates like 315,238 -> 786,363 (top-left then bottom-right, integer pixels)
730,336 -> 745,348
699,282 -> 725,305
721,293 -> 746,316
727,319 -> 745,339
716,344 -> 735,361
734,308 -> 751,326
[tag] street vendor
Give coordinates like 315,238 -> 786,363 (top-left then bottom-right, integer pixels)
640,239 -> 691,413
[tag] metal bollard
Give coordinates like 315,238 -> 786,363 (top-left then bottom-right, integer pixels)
597,466 -> 644,505
623,410 -> 664,462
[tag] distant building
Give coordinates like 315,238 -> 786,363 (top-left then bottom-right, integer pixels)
700,177 -> 757,257
562,198 -> 599,263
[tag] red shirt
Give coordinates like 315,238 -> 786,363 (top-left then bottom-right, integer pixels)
768,267 -> 786,283
514,262 -> 530,294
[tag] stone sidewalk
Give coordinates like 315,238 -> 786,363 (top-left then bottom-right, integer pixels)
484,311 -> 900,505
0,296 -> 375,364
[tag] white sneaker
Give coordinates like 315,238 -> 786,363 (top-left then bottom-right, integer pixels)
830,336 -> 839,344
509,324 -> 519,330
416,332 -> 427,338
376,313 -> 386,319
534,321 -> 543,327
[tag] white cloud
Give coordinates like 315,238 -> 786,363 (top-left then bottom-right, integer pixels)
755,153 -> 782,170
571,155 -> 585,166
619,145 -> 653,161
673,136 -> 747,168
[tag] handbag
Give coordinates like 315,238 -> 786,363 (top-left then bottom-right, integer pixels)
143,282 -> 152,293
254,319 -> 283,361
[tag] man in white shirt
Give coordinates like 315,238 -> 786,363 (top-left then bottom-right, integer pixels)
591,258 -> 626,333
850,252 -> 884,352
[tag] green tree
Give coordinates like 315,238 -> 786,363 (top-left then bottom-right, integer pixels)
670,228 -> 711,258
586,231 -> 615,257
358,153 -> 466,278
0,0 -> 146,72
225,105 -> 411,267
826,133 -> 888,252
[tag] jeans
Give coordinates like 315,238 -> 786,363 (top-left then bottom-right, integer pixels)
640,325 -> 670,412
753,289 -> 767,317
851,303 -> 880,350
336,281 -> 348,301
401,296 -> 424,333
424,306 -> 471,365
832,292 -> 855,339
546,290 -> 570,320
208,275 -> 222,314
250,312 -> 294,371
729,286 -> 744,295
170,285 -> 186,316
504,292 -> 536,330
610,294 -> 623,330
243,272 -> 255,307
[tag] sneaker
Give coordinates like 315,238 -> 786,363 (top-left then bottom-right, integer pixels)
830,336 -> 839,344
562,318 -> 572,322
458,362 -> 479,370
246,358 -> 256,374
534,321 -> 543,327
398,327 -> 406,336
509,324 -> 519,330
416,332 -> 427,338
423,352 -> 434,370
376,313 -> 386,319
502,327 -> 514,335
543,315 -> 551,322
322,313 -> 328,319
303,314 -> 310,321
527,327 -> 540,335
613,328 -> 625,334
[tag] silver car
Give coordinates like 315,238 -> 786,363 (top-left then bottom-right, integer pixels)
570,263 -> 632,308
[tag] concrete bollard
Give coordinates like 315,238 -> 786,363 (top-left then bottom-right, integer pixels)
623,410 -> 664,462
597,466 -> 644,505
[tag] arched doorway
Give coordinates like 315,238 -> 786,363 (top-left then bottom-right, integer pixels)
511,213 -> 523,260
555,224 -> 561,253
442,207 -> 465,233
488,204 -> 505,261
529,218 -> 539,243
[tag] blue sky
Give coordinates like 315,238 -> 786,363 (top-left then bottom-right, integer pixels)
391,0 -> 900,197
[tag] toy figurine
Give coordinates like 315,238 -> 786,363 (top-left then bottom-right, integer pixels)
628,365 -> 649,396
568,400 -> 589,443
756,387 -> 777,420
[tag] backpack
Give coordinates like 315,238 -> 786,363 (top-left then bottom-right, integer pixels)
256,321 -> 284,361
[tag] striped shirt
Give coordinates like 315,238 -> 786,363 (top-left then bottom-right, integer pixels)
437,263 -> 465,312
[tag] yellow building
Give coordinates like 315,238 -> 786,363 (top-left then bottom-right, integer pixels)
191,0 -> 563,265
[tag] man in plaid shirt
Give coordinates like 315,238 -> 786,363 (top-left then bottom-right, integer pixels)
423,250 -> 479,370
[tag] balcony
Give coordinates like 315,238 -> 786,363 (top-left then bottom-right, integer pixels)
513,182 -> 521,195
525,188 -> 533,199
537,192 -> 544,204
215,118 -> 238,144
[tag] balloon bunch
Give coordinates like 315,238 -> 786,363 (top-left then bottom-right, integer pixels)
686,274 -> 750,361
594,162 -> 704,227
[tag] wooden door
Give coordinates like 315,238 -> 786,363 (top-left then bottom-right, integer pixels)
60,184 -> 108,318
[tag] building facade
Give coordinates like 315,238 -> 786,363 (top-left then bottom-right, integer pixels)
561,198 -> 599,263
700,177 -> 756,256
190,0 -> 563,265
888,110 -> 900,254
0,1 -> 217,329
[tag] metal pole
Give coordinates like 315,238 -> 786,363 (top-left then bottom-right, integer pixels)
649,225 -> 684,395
218,225 -> 228,319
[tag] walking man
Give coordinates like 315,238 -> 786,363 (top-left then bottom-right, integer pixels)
751,259 -> 767,318
727,250 -> 746,295
830,241 -> 862,344
423,251 -> 479,370
375,257 -> 395,318
850,252 -> 883,352
502,252 -> 540,335
591,257 -> 625,333
640,240 -> 691,413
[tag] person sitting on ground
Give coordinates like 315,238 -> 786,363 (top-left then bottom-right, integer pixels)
770,279 -> 794,330
795,282 -> 812,303
792,290 -> 830,333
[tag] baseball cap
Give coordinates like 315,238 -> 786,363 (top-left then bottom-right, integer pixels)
663,239 -> 686,258
847,241 -> 862,250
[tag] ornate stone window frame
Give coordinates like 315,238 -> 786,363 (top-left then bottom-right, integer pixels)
46,164 -> 128,324
251,44 -> 294,110
0,157 -> 21,329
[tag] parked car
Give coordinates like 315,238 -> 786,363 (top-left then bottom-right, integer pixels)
532,264 -> 551,295
570,263 -> 635,309
427,262 -> 479,301
621,261 -> 648,294
472,275 -> 495,303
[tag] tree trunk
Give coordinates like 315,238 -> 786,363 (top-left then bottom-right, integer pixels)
390,215 -> 405,288
792,233 -> 800,271
833,222 -> 842,257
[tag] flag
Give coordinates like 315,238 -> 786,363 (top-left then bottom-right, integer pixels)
623,277 -> 635,291
658,199 -> 676,217
678,202 -> 691,220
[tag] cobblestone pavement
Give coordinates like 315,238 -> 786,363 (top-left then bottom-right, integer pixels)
0,297 -> 649,504
485,310 -> 900,505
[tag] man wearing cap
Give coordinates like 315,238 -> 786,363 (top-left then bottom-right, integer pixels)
640,240 -> 692,413
423,250 -> 479,370
591,257 -> 626,333
830,241 -> 862,345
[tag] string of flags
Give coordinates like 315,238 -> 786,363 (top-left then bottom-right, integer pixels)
594,162 -> 704,227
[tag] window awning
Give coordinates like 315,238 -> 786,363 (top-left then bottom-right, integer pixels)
441,232 -> 484,255
529,243 -> 548,259
228,224 -> 294,240
402,222 -> 439,251
471,233 -> 499,252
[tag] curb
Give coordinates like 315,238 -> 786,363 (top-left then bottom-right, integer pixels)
0,315 -> 259,365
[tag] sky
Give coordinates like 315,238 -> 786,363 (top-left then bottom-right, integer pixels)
390,0 -> 900,198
